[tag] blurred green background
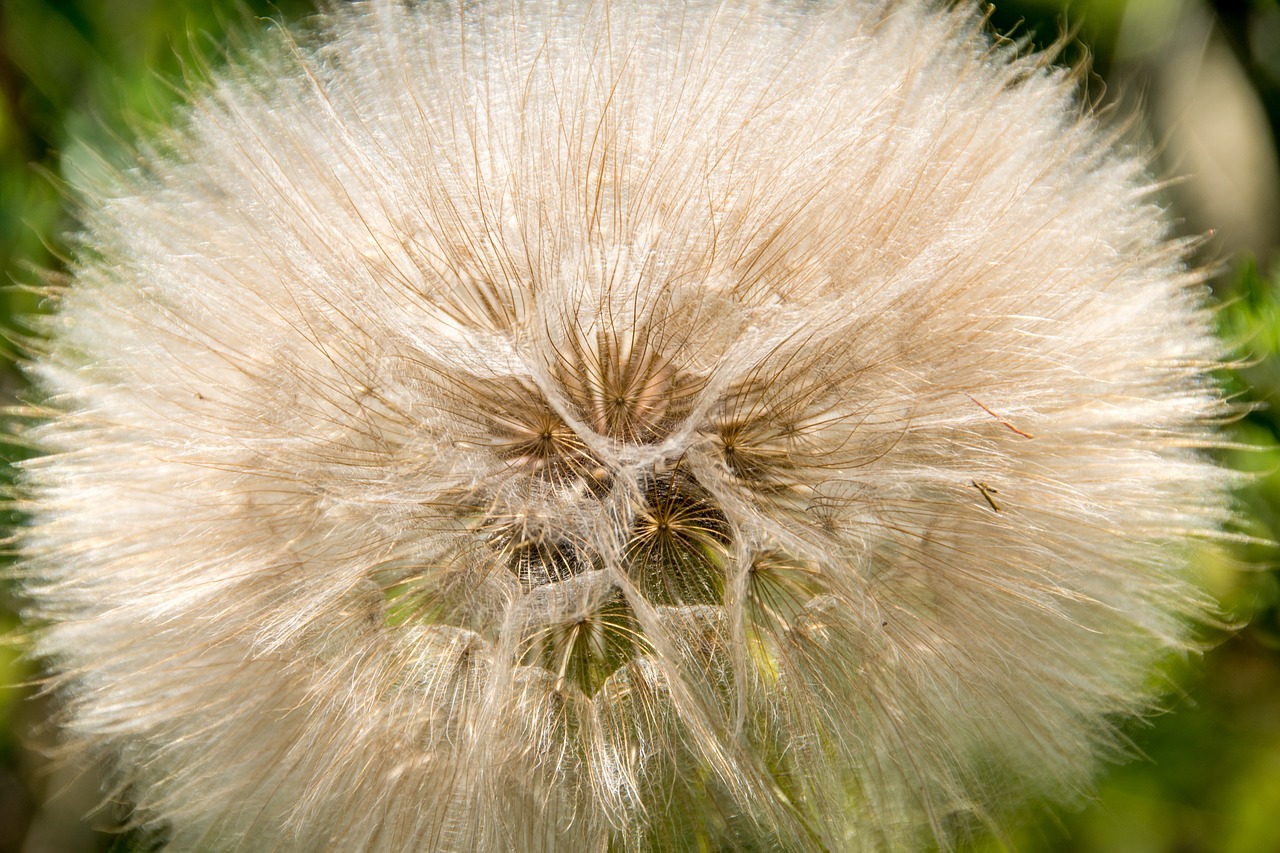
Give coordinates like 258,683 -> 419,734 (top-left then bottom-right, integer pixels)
2,0 -> 1279,851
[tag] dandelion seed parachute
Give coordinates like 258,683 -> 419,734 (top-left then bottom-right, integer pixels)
17,0 -> 1232,850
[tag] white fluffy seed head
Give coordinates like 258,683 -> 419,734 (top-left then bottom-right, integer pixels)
16,0 -> 1233,850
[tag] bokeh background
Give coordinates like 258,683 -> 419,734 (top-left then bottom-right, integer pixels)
1,0 -> 1279,850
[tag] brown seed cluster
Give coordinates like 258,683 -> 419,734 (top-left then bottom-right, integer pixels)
393,326 -> 803,697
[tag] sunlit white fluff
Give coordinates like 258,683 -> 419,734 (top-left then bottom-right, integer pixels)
17,0 -> 1232,850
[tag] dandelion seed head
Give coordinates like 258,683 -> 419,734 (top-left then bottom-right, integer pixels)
17,0 -> 1233,850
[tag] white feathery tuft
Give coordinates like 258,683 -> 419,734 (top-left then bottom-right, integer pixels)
15,0 -> 1234,850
